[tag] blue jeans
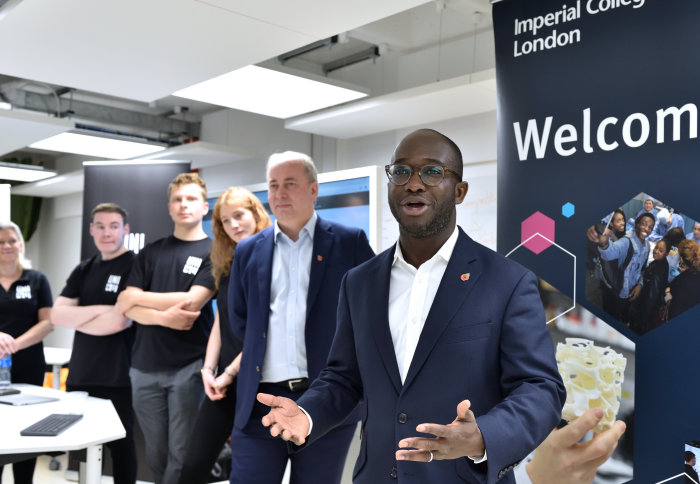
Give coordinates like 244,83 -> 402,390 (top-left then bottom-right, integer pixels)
129,359 -> 203,484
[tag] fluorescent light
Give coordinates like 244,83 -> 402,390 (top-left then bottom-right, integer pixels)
30,132 -> 166,159
173,65 -> 368,119
0,162 -> 56,182
83,159 -> 186,166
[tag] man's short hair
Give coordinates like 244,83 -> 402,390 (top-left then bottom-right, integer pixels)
636,212 -> 655,228
266,151 -> 318,183
91,202 -> 128,224
168,172 -> 207,200
407,129 -> 464,180
686,450 -> 695,462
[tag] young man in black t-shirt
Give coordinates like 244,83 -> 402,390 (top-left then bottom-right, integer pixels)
52,203 -> 138,484
117,173 -> 216,484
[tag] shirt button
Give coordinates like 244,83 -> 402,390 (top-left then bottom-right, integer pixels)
389,466 -> 397,479
397,412 -> 407,424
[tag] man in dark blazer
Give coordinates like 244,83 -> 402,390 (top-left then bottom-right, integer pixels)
227,151 -> 375,483
258,129 -> 566,483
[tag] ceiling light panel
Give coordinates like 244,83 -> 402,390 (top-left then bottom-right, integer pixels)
173,65 -> 368,119
30,132 -> 166,159
0,109 -> 74,157
0,163 -> 56,182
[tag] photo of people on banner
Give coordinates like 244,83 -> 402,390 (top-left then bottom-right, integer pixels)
585,193 -> 700,335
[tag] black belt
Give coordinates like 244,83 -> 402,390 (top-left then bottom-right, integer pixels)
270,378 -> 309,392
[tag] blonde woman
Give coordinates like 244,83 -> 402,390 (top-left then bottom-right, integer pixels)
0,221 -> 53,484
178,187 -> 271,484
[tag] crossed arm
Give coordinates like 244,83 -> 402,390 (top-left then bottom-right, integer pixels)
51,296 -> 131,336
116,285 -> 214,330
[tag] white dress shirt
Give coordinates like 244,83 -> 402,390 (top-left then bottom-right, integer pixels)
388,227 -> 486,463
261,212 -> 317,383
389,227 -> 458,382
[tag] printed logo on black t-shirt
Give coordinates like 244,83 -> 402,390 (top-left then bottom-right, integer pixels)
105,275 -> 121,293
16,285 -> 31,299
182,256 -> 203,275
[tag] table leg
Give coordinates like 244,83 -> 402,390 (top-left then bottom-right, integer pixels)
52,364 -> 61,390
84,444 -> 102,484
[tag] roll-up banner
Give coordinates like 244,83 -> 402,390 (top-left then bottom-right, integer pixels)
81,162 -> 191,260
494,1 -> 699,481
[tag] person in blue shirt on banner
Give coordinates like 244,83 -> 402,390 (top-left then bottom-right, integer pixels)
648,208 -> 684,242
587,212 -> 654,323
634,198 -> 658,221
686,221 -> 700,243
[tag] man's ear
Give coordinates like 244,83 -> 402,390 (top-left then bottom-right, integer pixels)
454,181 -> 469,205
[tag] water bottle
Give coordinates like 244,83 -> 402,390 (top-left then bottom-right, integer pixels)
0,353 -> 11,389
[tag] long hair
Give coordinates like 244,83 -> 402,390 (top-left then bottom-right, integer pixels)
0,221 -> 31,269
678,239 -> 700,272
210,187 -> 272,288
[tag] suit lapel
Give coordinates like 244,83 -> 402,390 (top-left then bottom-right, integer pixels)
402,230 -> 482,390
306,217 -> 333,314
370,248 -> 403,394
256,229 -> 274,320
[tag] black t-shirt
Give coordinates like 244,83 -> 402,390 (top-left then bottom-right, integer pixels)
60,251 -> 136,387
0,269 -> 52,371
126,235 -> 215,372
217,274 -> 242,369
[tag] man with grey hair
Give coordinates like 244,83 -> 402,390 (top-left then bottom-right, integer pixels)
227,151 -> 375,483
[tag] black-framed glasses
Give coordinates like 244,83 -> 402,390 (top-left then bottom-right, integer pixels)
384,164 -> 461,186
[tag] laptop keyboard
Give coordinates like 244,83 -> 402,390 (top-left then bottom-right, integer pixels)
20,413 -> 84,436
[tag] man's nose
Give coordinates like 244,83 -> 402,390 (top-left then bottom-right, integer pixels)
405,169 -> 425,191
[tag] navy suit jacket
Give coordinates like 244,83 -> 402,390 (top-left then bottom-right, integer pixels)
298,228 -> 566,484
228,216 -> 375,430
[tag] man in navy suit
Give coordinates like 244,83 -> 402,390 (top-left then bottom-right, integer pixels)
227,151 -> 375,483
258,129 -> 566,483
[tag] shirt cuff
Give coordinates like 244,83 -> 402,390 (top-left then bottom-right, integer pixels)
468,449 -> 487,463
298,405 -> 313,437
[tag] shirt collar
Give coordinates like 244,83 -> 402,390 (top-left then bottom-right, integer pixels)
393,226 -> 459,267
274,211 -> 317,244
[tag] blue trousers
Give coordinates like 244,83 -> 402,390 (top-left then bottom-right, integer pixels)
229,382 -> 356,484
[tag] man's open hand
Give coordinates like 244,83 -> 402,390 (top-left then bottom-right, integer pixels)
396,400 -> 485,463
257,393 -> 310,445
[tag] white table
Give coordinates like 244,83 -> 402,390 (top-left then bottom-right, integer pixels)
43,346 -> 72,389
0,384 -> 125,484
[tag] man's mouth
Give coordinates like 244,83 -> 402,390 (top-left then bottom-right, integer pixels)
401,198 -> 429,215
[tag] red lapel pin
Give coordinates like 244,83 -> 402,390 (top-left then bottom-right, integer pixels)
460,273 -> 470,281
317,255 -> 323,262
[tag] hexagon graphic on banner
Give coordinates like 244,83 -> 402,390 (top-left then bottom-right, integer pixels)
521,211 -> 555,255
562,202 -> 575,218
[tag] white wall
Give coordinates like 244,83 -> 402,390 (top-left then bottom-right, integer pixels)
26,192 -> 83,348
